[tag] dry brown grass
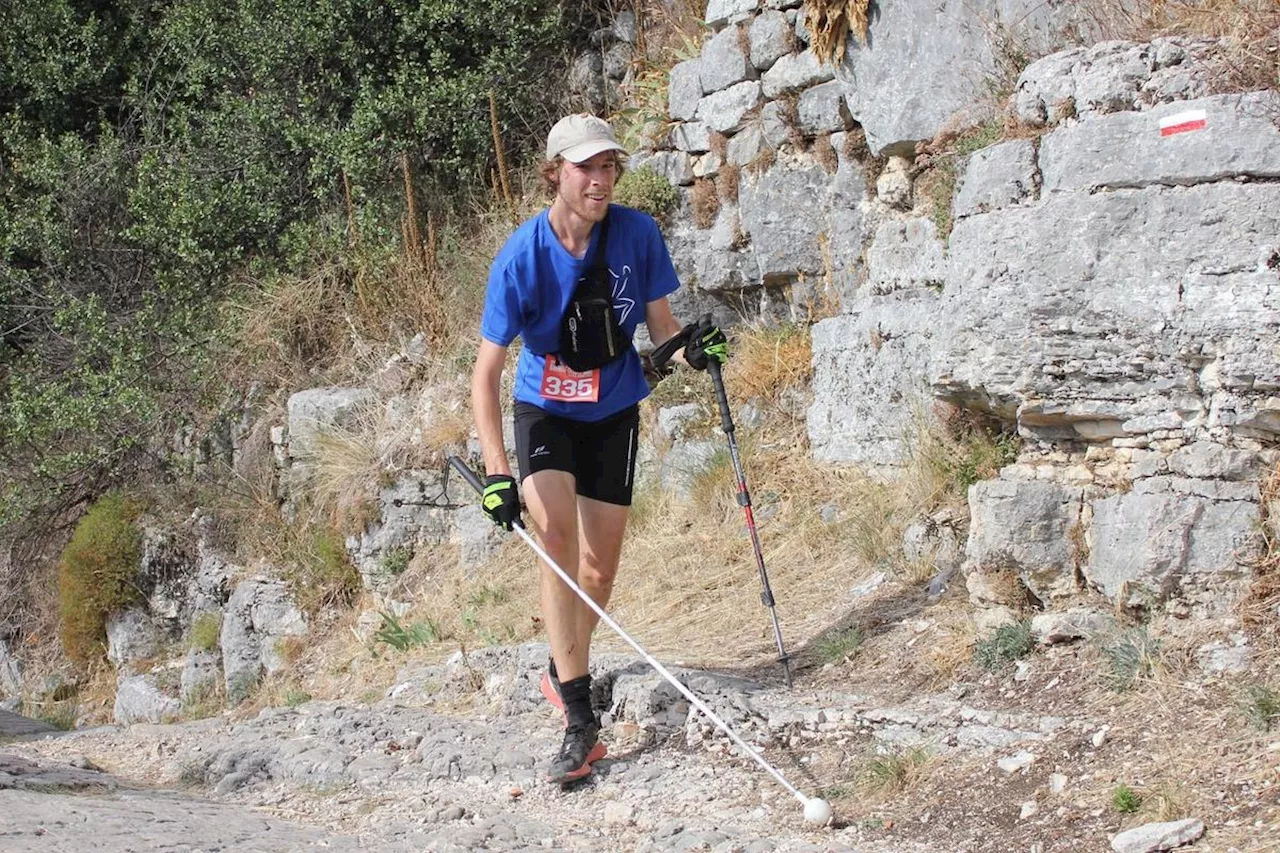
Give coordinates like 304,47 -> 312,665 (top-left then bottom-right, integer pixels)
723,323 -> 813,403
715,163 -> 740,205
690,178 -> 720,229
805,0 -> 871,66
1079,0 -> 1279,92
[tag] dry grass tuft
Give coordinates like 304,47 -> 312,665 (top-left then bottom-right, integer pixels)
805,0 -> 871,66
723,323 -> 813,403
1082,0 -> 1279,93
690,178 -> 720,229
716,163 -> 741,205
812,132 -> 839,174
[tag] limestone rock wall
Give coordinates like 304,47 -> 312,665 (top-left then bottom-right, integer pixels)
800,23 -> 1280,619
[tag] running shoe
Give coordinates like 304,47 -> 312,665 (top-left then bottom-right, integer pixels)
547,720 -> 606,783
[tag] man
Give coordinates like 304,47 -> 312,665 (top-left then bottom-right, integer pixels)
470,113 -> 727,783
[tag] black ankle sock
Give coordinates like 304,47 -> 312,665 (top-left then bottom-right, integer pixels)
559,674 -> 593,727
548,657 -> 558,679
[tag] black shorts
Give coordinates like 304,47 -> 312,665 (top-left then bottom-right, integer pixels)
513,402 -> 640,506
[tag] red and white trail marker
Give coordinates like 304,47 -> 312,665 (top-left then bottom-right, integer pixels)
1159,109 -> 1208,137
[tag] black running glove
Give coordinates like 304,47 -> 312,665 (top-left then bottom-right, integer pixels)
481,474 -> 520,531
684,321 -> 728,371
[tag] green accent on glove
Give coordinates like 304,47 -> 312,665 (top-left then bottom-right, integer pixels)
685,322 -> 728,370
482,475 -> 520,530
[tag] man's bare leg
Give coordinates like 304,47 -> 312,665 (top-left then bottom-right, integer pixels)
574,496 -> 630,658
521,470 -> 587,681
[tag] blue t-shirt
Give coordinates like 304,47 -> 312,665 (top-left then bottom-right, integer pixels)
480,204 -> 680,422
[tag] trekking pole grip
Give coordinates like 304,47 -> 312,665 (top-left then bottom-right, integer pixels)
447,455 -> 485,495
708,359 -> 735,435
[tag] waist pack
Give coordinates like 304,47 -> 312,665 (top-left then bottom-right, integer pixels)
557,215 -> 630,372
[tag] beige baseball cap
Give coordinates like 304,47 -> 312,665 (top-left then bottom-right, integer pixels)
545,113 -> 627,163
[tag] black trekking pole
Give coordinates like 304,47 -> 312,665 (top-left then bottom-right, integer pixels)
651,322 -> 794,687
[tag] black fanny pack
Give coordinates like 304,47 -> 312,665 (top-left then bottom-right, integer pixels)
557,215 -> 630,372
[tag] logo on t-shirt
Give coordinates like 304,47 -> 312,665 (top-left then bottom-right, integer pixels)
610,265 -> 634,325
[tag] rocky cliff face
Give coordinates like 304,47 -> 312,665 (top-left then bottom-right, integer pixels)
637,1 -> 1280,626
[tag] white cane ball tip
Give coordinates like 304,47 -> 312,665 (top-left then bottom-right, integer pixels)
803,797 -> 832,825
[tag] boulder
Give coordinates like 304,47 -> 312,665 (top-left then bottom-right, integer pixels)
966,479 -> 1085,603
1039,92 -> 1280,194
221,578 -> 308,704
935,180 -> 1280,440
1087,492 -> 1259,602
695,81 -> 763,134
1031,609 -> 1114,645
726,126 -> 767,166
796,80 -> 848,134
1016,38 -> 1224,128
1110,818 -> 1205,853
114,673 -> 180,725
668,60 -> 704,121
670,121 -> 713,153
865,217 -> 946,295
761,49 -> 832,99
953,139 -> 1038,218
286,386 -> 374,463
700,26 -> 756,94
738,159 -> 831,282
105,609 -> 162,669
833,0 -> 1010,154
705,0 -> 759,28
748,9 -> 792,71
807,295 -> 939,468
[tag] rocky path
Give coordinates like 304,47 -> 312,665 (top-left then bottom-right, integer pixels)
1,644 -> 1077,852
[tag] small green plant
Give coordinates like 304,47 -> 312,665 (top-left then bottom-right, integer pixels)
813,625 -> 866,664
974,620 -> 1034,671
614,167 -> 680,223
181,681 -> 224,720
289,527 -> 362,613
380,547 -> 413,578
57,492 -> 146,666
189,612 -> 222,652
284,688 -> 313,707
1241,683 -> 1280,731
864,746 -> 929,794
954,118 -> 1004,156
466,584 -> 510,607
1112,783 -> 1143,814
373,611 -> 439,651
1100,628 -> 1161,692
28,698 -> 80,731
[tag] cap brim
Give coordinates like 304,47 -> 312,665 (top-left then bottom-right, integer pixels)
560,139 -> 628,164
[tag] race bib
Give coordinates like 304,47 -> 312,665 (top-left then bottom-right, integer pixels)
540,356 -> 600,403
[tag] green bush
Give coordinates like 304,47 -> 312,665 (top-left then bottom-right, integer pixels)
57,492 -> 145,666
289,527 -> 362,613
813,625 -> 866,665
974,620 -> 1034,671
374,611 -> 439,651
1112,783 -> 1143,814
1100,628 -> 1161,692
614,167 -> 680,223
1,0 -> 590,534
189,612 -> 222,652
1240,683 -> 1280,731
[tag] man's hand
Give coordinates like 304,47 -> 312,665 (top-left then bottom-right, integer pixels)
684,320 -> 728,371
482,474 -> 521,530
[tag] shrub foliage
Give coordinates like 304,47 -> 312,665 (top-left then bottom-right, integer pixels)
57,492 -> 145,666
1,0 -> 593,533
